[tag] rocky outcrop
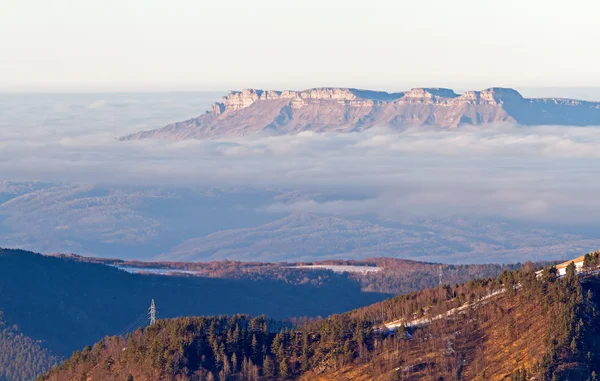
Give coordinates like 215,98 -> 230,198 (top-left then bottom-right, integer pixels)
120,87 -> 600,140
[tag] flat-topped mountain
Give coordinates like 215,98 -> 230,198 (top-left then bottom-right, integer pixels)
120,87 -> 600,140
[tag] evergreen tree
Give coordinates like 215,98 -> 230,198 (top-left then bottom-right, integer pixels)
263,356 -> 275,379
279,358 -> 289,379
251,334 -> 260,363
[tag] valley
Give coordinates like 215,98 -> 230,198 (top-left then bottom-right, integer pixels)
2,181 -> 598,264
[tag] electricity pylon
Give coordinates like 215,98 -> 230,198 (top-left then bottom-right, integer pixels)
150,299 -> 156,325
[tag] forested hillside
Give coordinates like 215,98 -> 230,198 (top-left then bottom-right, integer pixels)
0,314 -> 59,381
0,248 -> 517,381
0,248 -> 386,381
0,248 -> 387,357
38,260 -> 600,381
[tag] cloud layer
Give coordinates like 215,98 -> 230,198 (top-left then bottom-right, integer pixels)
2,93 -> 600,226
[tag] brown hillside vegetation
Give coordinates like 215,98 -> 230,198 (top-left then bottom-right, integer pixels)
38,259 -> 600,381
301,263 -> 599,381
0,248 -> 518,381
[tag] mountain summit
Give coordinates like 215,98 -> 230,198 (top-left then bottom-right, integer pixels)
120,87 -> 600,140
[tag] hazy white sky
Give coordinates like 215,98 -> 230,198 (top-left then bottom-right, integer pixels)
1,0 -> 599,91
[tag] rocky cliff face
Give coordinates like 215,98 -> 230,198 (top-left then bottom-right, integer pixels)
120,87 -> 600,140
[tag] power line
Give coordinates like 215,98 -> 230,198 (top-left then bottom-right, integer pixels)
115,299 -> 157,337
115,312 -> 149,337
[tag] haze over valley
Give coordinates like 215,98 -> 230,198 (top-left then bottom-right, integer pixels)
3,91 -> 600,263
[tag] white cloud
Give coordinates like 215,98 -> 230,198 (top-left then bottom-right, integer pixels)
3,93 -> 600,225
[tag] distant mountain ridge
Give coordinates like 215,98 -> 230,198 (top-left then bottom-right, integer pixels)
120,87 -> 600,140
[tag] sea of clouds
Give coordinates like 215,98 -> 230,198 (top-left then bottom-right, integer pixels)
2,92 -> 600,227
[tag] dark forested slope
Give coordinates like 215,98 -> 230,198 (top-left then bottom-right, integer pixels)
0,248 -> 387,381
38,259 -> 600,381
0,314 -> 59,381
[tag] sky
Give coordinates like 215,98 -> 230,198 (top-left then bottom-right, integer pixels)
2,0 -> 600,92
